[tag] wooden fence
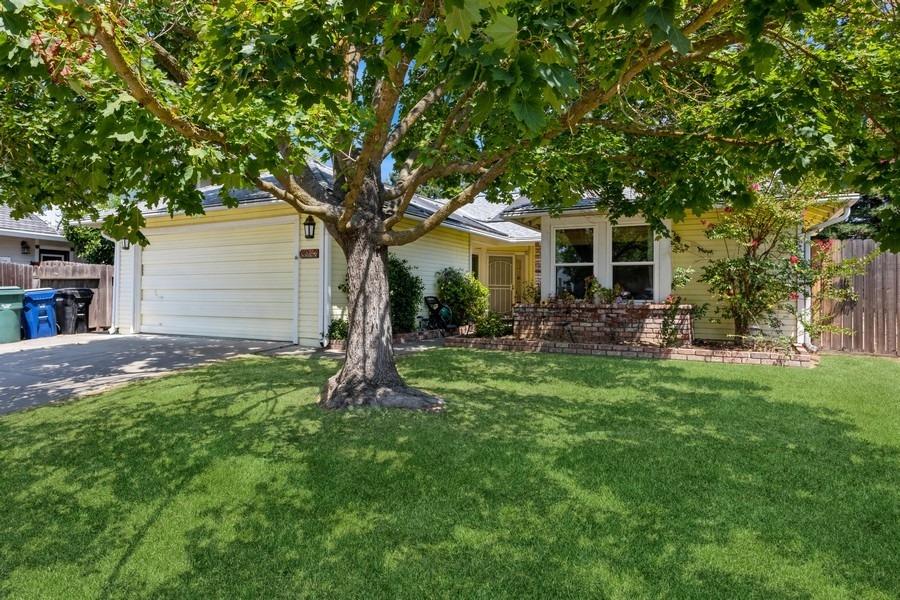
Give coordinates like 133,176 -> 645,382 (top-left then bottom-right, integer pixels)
0,261 -> 114,331
817,239 -> 899,356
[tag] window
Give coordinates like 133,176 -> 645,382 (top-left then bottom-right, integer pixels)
471,254 -> 480,279
39,249 -> 70,263
554,227 -> 593,299
611,225 -> 653,300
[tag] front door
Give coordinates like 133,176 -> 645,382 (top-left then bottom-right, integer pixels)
488,255 -> 514,314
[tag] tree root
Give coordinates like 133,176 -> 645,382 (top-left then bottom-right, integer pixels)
319,374 -> 445,411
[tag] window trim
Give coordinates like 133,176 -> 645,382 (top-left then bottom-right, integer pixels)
543,215 -> 672,303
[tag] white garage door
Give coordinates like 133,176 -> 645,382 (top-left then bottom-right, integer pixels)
140,217 -> 298,342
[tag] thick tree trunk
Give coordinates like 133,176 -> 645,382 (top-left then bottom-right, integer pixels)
319,185 -> 443,411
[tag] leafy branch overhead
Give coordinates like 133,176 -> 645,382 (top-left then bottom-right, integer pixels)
1,0 -> 897,247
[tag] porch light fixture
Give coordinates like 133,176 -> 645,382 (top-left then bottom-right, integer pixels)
304,216 -> 316,240
20,241 -> 30,255
122,239 -> 131,250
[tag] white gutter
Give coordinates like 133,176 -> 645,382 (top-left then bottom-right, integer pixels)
0,227 -> 67,242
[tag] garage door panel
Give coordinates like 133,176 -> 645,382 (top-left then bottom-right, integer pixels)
140,288 -> 292,303
142,243 -> 294,263
141,316 -> 290,341
142,259 -> 294,277
140,218 -> 297,342
142,299 -> 293,319
142,272 -> 294,290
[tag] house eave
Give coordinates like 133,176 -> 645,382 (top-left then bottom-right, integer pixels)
0,228 -> 67,242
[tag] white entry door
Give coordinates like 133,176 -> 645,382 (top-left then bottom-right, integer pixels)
488,255 -> 515,314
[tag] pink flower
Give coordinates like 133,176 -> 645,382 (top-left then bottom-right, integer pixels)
790,255 -> 799,265
789,292 -> 799,301
750,183 -> 761,191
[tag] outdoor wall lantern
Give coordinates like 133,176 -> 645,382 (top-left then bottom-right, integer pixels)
304,216 -> 316,240
122,239 -> 131,250
20,241 -> 30,255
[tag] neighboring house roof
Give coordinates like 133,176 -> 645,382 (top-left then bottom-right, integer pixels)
139,160 -> 540,243
0,206 -> 66,241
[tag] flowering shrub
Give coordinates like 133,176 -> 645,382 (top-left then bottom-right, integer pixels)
698,185 -> 873,343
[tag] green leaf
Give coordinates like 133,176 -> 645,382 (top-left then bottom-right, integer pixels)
445,0 -> 483,41
485,13 -> 517,51
510,93 -> 546,132
644,6 -> 691,55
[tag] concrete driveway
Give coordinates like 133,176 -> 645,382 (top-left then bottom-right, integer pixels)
0,334 -> 290,414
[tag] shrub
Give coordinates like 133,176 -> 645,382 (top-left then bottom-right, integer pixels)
697,183 -> 870,341
328,318 -> 349,341
337,254 -> 424,334
387,255 -> 424,333
435,267 -> 488,325
475,311 -> 512,338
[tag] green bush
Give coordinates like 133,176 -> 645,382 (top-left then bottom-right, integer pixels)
328,318 -> 349,340
388,255 -> 424,333
475,311 -> 512,338
435,267 -> 488,325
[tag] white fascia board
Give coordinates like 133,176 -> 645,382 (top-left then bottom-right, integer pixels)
0,228 -> 67,242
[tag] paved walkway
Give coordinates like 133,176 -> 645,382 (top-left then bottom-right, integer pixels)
0,334 -> 288,414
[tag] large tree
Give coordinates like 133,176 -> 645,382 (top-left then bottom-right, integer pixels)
1,0 -> 896,409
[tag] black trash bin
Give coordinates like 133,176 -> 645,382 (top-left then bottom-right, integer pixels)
55,288 -> 94,334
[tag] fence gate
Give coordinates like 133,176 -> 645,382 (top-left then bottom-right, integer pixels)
817,239 -> 899,356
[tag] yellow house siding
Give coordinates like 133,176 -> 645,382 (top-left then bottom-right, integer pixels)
330,220 -> 471,323
672,210 -> 797,341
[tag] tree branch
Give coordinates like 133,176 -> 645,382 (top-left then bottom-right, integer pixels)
380,150 -> 514,246
382,84 -> 445,158
585,118 -> 777,146
92,14 -> 226,146
337,1 -> 435,231
256,173 -> 340,220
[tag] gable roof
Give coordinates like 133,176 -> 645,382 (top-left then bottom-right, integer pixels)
140,160 -> 539,243
0,206 -> 66,241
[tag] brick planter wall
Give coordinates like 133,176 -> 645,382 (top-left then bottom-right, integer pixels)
514,301 -> 693,347
445,337 -> 818,368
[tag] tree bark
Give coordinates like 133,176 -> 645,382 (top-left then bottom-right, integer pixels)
319,183 -> 443,411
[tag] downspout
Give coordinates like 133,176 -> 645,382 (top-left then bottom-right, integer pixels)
799,201 -> 856,351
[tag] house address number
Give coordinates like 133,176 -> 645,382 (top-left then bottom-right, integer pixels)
299,249 -> 320,259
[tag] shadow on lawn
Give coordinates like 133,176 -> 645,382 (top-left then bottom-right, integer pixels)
0,350 -> 897,598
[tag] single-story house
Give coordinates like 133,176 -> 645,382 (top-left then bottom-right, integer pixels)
108,159 -> 854,347
109,162 -> 539,346
500,194 -> 856,345
0,206 -> 74,265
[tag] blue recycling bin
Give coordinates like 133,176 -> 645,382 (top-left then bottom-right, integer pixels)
22,288 -> 58,339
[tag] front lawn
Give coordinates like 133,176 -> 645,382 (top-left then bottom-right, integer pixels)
1,350 -> 898,598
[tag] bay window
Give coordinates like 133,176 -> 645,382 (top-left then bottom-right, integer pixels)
554,227 -> 594,299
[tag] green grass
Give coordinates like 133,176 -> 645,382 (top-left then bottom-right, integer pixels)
1,350 -> 898,599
